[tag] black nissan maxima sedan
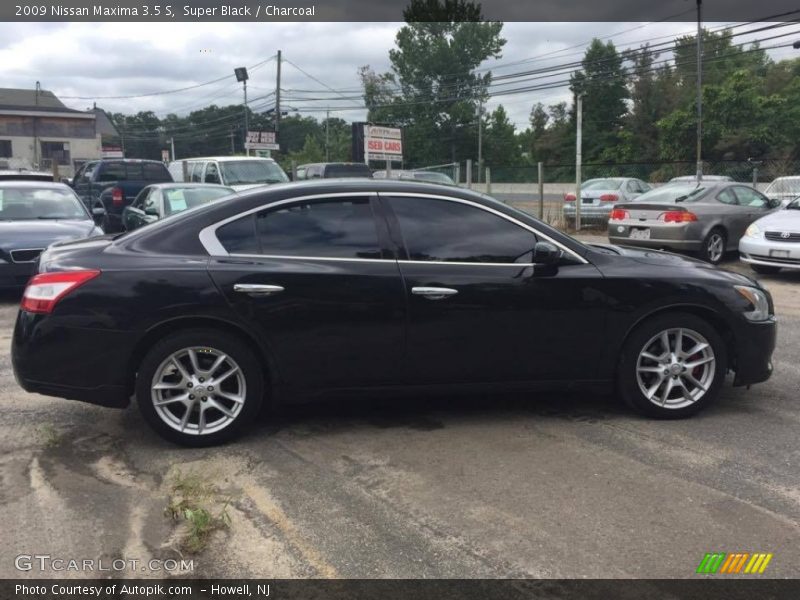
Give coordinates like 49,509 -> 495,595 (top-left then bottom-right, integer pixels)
12,179 -> 776,446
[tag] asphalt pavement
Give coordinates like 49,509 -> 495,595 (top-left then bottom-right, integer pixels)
0,251 -> 798,579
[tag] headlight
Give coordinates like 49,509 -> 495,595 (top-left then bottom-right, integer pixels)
734,285 -> 771,321
744,223 -> 761,238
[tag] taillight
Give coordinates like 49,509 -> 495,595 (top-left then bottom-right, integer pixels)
600,194 -> 619,202
564,193 -> 576,202
609,208 -> 630,221
21,270 -> 101,314
111,187 -> 124,206
659,211 -> 698,223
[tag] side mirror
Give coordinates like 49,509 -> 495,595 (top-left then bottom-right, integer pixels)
533,241 -> 563,265
145,206 -> 159,216
768,198 -> 781,209
91,207 -> 104,224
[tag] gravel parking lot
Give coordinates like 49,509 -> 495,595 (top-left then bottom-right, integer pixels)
1,249 -> 798,579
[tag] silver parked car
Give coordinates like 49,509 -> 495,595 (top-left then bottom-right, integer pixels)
739,196 -> 800,273
607,182 -> 779,264
763,176 -> 800,207
563,177 -> 651,224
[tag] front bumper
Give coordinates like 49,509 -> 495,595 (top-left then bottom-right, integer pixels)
739,236 -> 800,270
0,262 -> 36,289
12,310 -> 132,408
731,317 -> 776,386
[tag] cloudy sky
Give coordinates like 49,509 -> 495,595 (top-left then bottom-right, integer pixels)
1,21 -> 797,130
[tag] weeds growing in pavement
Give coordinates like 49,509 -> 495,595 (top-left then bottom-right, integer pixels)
165,471 -> 232,553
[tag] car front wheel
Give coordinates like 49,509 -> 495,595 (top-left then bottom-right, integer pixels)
618,313 -> 726,419
136,329 -> 263,446
699,228 -> 726,264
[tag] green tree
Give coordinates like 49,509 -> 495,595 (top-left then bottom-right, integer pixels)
360,0 -> 505,165
570,38 -> 629,162
483,105 -> 520,168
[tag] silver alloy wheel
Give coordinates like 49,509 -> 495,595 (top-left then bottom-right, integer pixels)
707,233 -> 724,262
151,346 -> 246,436
635,328 -> 716,409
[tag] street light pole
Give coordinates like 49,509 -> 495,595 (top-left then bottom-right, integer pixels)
695,0 -> 703,180
234,67 -> 250,156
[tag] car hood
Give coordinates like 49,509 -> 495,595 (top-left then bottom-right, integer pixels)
750,208 -> 800,231
0,219 -> 97,253
589,243 -> 757,285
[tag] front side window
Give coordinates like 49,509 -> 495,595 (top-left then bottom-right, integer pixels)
387,196 -> 537,263
734,186 -> 768,208
717,189 -> 738,205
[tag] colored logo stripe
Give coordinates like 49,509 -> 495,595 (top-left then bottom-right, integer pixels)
697,552 -> 773,574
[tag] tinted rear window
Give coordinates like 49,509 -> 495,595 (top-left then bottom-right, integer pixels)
324,165 -> 373,178
96,162 -> 170,182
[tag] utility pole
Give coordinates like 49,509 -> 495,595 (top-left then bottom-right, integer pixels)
230,129 -> 235,154
325,108 -> 330,162
34,81 -> 40,167
477,101 -> 483,184
575,94 -> 583,231
695,0 -> 703,180
275,50 -> 282,134
169,137 -> 175,161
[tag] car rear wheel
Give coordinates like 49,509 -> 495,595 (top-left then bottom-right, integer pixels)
618,312 -> 726,419
135,329 -> 263,446
750,264 -> 781,275
699,228 -> 726,264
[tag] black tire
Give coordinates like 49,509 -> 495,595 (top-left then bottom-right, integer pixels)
136,329 -> 264,446
618,312 -> 727,419
699,228 -> 727,264
750,264 -> 781,275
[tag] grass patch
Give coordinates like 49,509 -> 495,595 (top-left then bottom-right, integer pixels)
37,424 -> 61,448
165,471 -> 231,554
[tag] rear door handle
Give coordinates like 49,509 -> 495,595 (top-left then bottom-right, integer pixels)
233,283 -> 285,297
411,286 -> 458,300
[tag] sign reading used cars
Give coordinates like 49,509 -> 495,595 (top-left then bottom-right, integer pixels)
364,126 -> 403,162
245,131 -> 279,151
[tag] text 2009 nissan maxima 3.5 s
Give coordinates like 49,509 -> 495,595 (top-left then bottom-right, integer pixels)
12,180 -> 776,445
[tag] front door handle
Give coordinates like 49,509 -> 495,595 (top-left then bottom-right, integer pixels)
233,283 -> 285,297
411,286 -> 458,300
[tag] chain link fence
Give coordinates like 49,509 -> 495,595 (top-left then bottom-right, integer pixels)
410,158 -> 800,232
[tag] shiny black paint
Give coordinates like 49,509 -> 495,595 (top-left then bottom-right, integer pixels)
11,180 -> 776,410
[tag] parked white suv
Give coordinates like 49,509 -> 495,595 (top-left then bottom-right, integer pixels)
168,156 -> 288,191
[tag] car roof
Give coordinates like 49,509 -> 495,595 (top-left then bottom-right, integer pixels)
94,158 -> 164,164
770,176 -> 800,181
0,180 -> 70,189
177,156 -> 278,163
145,183 -> 234,190
298,162 -> 370,168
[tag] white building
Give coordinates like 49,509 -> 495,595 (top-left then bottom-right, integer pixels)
0,87 -> 103,177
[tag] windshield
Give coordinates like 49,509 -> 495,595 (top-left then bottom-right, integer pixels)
325,164 -> 373,178
582,179 -> 622,191
163,187 -> 234,215
219,161 -> 288,186
633,184 -> 708,204
0,186 -> 88,220
413,171 -> 455,185
765,179 -> 800,196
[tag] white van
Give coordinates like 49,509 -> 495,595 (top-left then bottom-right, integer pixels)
168,156 -> 289,192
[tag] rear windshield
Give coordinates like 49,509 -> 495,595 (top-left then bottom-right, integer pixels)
765,179 -> 800,195
324,164 -> 373,178
634,184 -> 708,204
219,161 -> 288,186
96,162 -> 171,182
582,179 -> 622,191
163,187 -> 234,215
0,186 -> 88,220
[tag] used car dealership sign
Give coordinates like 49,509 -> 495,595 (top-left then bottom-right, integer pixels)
365,126 -> 402,162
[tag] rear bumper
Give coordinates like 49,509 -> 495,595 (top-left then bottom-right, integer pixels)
563,204 -> 614,220
12,310 -> 133,408
732,317 -> 776,386
608,235 -> 702,252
